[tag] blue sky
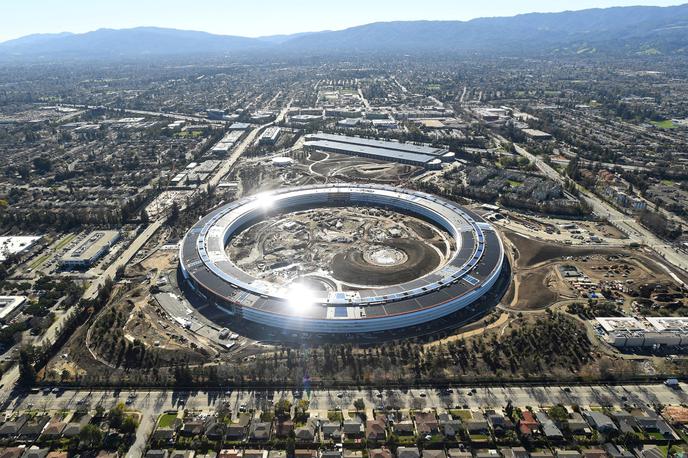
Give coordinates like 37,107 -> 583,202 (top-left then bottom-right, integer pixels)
1,0 -> 685,42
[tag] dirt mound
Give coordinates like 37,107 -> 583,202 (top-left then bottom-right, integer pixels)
331,238 -> 440,286
506,231 -> 617,268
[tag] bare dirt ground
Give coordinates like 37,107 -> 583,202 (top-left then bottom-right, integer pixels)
228,205 -> 453,289
503,230 -> 683,311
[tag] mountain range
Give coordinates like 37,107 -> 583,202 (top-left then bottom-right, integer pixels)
1,4 -> 688,60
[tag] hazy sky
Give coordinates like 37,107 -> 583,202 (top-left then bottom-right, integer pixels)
1,0 -> 685,42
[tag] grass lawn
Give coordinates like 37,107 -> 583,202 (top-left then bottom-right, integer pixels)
158,413 -> 177,428
507,179 -> 523,187
328,410 -> 343,422
469,434 -> 490,442
651,120 -> 677,129
449,410 -> 473,421
28,254 -> 50,270
54,233 -> 77,251
397,436 -> 417,445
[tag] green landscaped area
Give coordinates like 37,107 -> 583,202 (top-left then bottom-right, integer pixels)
507,179 -> 524,187
175,130 -> 203,138
651,120 -> 678,129
54,233 -> 77,251
327,410 -> 343,422
449,409 -> 473,420
157,413 -> 178,428
28,254 -> 50,270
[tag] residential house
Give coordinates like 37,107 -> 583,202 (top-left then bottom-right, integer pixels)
342,451 -> 362,458
486,411 -> 514,436
415,411 -> 439,436
62,414 -> 92,438
342,420 -> 363,439
96,452 -> 120,458
439,414 -> 462,439
295,422 -> 316,442
397,448 -> 421,458
40,417 -> 67,440
535,412 -> 563,440
465,412 -> 489,436
218,450 -> 241,458
582,412 -> 617,435
566,413 -> 590,435
366,418 -> 386,442
169,451 -> 195,458
530,452 -> 554,458
17,415 -> 50,442
275,420 -> 294,438
145,451 -> 169,458
610,412 -> 637,435
226,423 -> 248,441
602,443 -> 633,458
369,449 -> 393,458
637,446 -> 664,458
501,447 -> 529,458
554,451 -> 581,458
0,448 -> 24,458
662,406 -> 688,426
0,415 -> 29,438
474,449 -> 500,458
448,450 -> 472,458
424,450 -> 447,458
634,413 -> 677,439
243,450 -> 267,458
21,447 -> 49,458
518,411 -> 539,437
182,414 -> 215,437
294,450 -> 317,458
250,422 -> 271,441
205,421 -> 226,441
322,421 -> 342,441
580,449 -> 606,458
321,451 -> 342,458
45,452 -> 68,458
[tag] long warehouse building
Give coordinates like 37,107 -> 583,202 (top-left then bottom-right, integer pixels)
304,133 -> 451,169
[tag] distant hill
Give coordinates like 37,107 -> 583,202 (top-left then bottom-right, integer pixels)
281,4 -> 688,55
2,4 -> 688,60
0,27 -> 266,59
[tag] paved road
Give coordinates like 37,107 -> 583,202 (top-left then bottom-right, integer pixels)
83,220 -> 165,300
61,104 -> 224,125
6,383 -> 688,420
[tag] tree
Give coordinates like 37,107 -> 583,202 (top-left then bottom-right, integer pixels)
80,424 -> 104,448
18,346 -> 36,386
120,415 -> 138,435
353,398 -> 366,411
505,400 -> 514,420
275,399 -> 292,420
108,403 -> 125,429
32,156 -> 52,174
169,201 -> 180,224
547,404 -> 568,424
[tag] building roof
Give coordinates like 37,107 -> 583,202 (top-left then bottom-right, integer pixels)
61,230 -> 119,264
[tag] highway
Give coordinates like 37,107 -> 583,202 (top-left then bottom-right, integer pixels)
60,103 -> 225,125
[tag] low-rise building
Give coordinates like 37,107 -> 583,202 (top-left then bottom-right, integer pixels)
60,230 -> 120,269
